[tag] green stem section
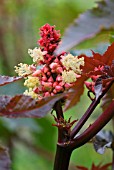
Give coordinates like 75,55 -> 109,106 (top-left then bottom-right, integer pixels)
54,145 -> 72,170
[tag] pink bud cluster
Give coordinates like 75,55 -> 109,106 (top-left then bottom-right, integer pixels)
32,56 -> 74,98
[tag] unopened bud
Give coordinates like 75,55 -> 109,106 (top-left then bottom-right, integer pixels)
55,85 -> 63,92
53,82 -> 58,88
56,75 -> 62,81
50,63 -> 58,70
32,70 -> 42,77
42,76 -> 47,81
64,83 -> 72,89
56,67 -> 63,73
44,92 -> 50,97
43,66 -> 49,73
48,76 -> 54,82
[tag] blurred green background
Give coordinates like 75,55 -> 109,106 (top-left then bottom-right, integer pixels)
0,0 -> 112,169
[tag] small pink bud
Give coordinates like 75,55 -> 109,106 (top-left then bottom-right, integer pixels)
51,92 -> 54,96
33,87 -> 39,93
30,65 -> 36,72
55,85 -> 63,92
44,92 -> 50,97
53,89 -> 57,94
47,71 -> 51,76
59,81 -> 65,86
32,70 -> 42,77
50,63 -> 58,70
42,82 -> 53,91
43,66 -> 49,73
53,82 -> 58,88
56,75 -> 62,81
48,76 -> 54,82
42,76 -> 47,81
64,83 -> 72,89
56,67 -> 63,73
54,58 -> 59,63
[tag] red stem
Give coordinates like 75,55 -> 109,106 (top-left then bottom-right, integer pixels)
70,81 -> 114,139
70,98 -> 100,139
54,145 -> 72,170
69,100 -> 114,150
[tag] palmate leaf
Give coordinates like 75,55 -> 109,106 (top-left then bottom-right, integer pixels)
0,76 -> 22,86
0,145 -> 11,170
56,0 -> 114,54
0,93 -> 70,118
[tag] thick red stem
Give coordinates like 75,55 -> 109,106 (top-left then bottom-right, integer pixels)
70,100 -> 114,150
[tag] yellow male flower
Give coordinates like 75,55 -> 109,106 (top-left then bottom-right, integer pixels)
61,54 -> 84,74
14,63 -> 32,77
24,76 -> 40,88
24,88 -> 38,99
62,70 -> 76,83
28,47 -> 47,63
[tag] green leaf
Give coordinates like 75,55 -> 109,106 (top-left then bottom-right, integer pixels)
56,0 -> 114,54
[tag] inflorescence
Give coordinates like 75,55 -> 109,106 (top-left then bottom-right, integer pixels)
15,24 -> 84,99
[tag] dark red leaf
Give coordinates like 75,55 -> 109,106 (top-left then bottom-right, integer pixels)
0,76 -> 22,86
0,93 -> 71,118
64,76 -> 86,111
0,145 -> 11,170
56,0 -> 114,53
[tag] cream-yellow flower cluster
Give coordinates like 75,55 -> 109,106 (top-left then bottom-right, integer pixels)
61,54 -> 84,83
28,47 -> 47,63
61,54 -> 84,74
14,63 -> 32,77
24,76 -> 40,88
24,88 -> 38,99
62,70 -> 76,83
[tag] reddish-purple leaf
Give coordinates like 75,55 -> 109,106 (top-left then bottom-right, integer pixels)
56,0 -> 114,54
0,76 -> 22,86
64,76 -> 86,111
0,145 -> 11,170
0,93 -> 70,118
